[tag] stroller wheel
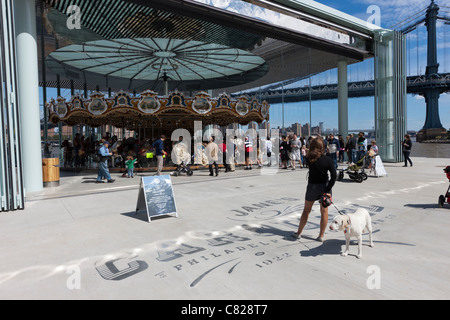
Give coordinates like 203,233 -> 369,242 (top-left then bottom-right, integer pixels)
360,172 -> 368,180
439,195 -> 445,208
355,175 -> 363,183
337,170 -> 344,181
187,170 -> 193,176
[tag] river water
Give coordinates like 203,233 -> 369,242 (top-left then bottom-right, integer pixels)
410,138 -> 450,158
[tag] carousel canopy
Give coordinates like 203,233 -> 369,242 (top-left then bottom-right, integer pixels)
46,38 -> 269,91
47,90 -> 270,129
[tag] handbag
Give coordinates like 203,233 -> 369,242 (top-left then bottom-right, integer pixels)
92,154 -> 101,162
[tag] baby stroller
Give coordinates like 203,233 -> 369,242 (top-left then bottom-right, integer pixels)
337,156 -> 369,183
172,161 -> 193,177
171,142 -> 193,177
438,166 -> 450,208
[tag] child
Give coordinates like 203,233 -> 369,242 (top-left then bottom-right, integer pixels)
301,145 -> 307,168
125,155 -> 137,178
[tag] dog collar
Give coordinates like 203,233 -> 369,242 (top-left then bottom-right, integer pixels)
344,217 -> 351,233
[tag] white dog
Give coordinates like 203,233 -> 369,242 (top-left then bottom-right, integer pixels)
329,208 -> 374,259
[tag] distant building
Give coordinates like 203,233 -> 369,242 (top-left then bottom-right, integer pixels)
301,123 -> 310,136
311,126 -> 321,135
292,123 -> 302,136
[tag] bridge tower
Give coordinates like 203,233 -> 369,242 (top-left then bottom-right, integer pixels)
417,0 -> 447,141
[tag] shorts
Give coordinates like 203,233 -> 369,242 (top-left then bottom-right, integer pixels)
305,182 -> 331,202
290,149 -> 301,161
245,147 -> 253,158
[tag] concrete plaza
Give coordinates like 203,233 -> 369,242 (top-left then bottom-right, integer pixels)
0,156 -> 449,300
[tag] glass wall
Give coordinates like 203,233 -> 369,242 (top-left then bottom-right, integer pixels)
374,30 -> 407,162
0,0 -> 25,211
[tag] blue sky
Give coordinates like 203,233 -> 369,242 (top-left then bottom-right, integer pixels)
269,0 -> 450,132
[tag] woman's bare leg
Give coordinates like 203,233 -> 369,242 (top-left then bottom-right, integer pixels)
318,204 -> 329,240
294,200 -> 315,237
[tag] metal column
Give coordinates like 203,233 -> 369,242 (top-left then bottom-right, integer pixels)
14,0 -> 43,194
417,1 -> 446,141
337,59 -> 348,138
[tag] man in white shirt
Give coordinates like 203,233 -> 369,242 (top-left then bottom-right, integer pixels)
290,134 -> 302,170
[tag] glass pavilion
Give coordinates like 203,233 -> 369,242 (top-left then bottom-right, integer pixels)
0,0 -> 406,211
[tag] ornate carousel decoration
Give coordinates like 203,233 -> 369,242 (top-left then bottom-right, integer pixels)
47,90 -> 270,130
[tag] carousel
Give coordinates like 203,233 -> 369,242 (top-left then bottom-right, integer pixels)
47,90 -> 270,136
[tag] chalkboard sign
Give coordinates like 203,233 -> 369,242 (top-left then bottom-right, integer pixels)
136,175 -> 178,222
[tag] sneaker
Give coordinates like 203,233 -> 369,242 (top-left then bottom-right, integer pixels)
107,179 -> 115,183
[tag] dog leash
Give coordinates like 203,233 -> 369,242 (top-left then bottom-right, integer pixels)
332,201 -> 345,215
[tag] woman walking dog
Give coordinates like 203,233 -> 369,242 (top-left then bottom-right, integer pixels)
292,136 -> 337,242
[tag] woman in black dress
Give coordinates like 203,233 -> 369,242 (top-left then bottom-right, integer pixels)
292,136 -> 337,242
402,134 -> 413,167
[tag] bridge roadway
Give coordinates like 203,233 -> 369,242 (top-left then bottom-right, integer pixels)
245,73 -> 450,104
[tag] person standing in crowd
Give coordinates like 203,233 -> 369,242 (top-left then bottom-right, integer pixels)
290,134 -> 302,170
244,136 -> 253,170
323,135 -> 328,155
229,136 -> 237,172
344,135 -> 351,164
368,140 -> 378,169
280,135 -> 289,169
256,138 -> 263,168
357,132 -> 367,161
152,135 -> 166,175
402,134 -> 413,167
348,133 -> 357,163
370,140 -> 378,155
206,136 -> 219,176
96,140 -> 115,184
301,145 -> 307,168
338,135 -> 345,163
266,136 -> 273,167
219,138 -> 231,173
327,133 -> 339,169
292,136 -> 336,242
